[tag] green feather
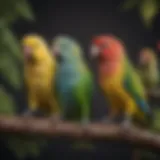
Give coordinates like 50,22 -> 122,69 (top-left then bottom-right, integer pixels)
122,55 -> 151,120
53,35 -> 95,149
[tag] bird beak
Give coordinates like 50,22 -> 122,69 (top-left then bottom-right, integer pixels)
139,53 -> 150,65
89,44 -> 100,59
52,44 -> 60,57
23,46 -> 32,59
52,45 -> 62,63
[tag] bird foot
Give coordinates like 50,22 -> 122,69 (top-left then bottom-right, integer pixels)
81,118 -> 90,129
101,117 -> 114,124
22,110 -> 34,117
50,113 -> 62,123
121,119 -> 132,128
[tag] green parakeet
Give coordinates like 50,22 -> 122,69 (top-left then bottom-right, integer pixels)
51,35 -> 95,150
51,35 -> 94,124
137,48 -> 160,129
138,47 -> 159,91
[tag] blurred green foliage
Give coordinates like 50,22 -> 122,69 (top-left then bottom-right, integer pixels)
0,87 -> 16,115
151,107 -> 160,131
0,0 -> 47,159
120,0 -> 160,28
0,0 -> 34,90
0,0 -> 159,159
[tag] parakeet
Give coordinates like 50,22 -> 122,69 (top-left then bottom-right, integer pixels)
90,35 -> 152,126
22,34 -> 60,119
137,48 -> 160,131
138,47 -> 159,91
51,35 -> 95,150
51,35 -> 94,124
137,49 -> 160,160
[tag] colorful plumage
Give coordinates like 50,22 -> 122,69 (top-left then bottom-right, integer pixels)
22,34 -> 60,119
136,49 -> 160,160
138,47 -> 159,91
137,48 -> 160,131
90,35 -> 152,126
51,35 -> 94,124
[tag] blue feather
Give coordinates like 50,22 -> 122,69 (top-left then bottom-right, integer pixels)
54,36 -> 93,120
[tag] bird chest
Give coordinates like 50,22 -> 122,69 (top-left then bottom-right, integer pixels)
25,65 -> 52,89
99,76 -> 122,97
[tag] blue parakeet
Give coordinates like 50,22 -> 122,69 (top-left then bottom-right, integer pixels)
51,35 -> 94,124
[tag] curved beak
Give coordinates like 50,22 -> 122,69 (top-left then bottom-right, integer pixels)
52,45 -> 60,56
139,53 -> 150,65
89,44 -> 100,59
23,46 -> 32,59
52,45 -> 62,63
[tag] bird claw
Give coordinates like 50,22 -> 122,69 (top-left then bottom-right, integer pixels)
81,118 -> 90,128
121,119 -> 132,128
22,110 -> 33,117
50,113 -> 62,123
101,117 -> 114,124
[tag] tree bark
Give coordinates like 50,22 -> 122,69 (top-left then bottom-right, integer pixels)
148,89 -> 160,97
0,115 -> 160,151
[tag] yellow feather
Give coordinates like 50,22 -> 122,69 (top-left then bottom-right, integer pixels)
100,58 -> 146,121
22,34 -> 59,114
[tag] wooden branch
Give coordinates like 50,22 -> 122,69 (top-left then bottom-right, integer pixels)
148,89 -> 160,98
0,116 -> 160,150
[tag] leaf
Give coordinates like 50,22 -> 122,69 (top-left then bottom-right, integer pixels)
8,138 -> 28,159
7,135 -> 47,159
0,1 -> 17,20
150,107 -> 160,131
16,0 -> 34,21
0,53 -> 22,90
0,87 -> 16,115
0,1 -> 44,159
0,0 -> 34,24
139,0 -> 159,27
120,0 -> 139,10
0,0 -> 41,159
0,26 -> 22,61
71,141 -> 95,150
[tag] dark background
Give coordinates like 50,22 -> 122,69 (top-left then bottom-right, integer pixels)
1,0 -> 160,159
13,0 -> 160,117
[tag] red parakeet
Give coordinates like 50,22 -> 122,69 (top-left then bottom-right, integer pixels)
90,35 -> 152,127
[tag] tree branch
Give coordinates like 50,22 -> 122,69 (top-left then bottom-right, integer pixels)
148,89 -> 160,97
0,115 -> 160,150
